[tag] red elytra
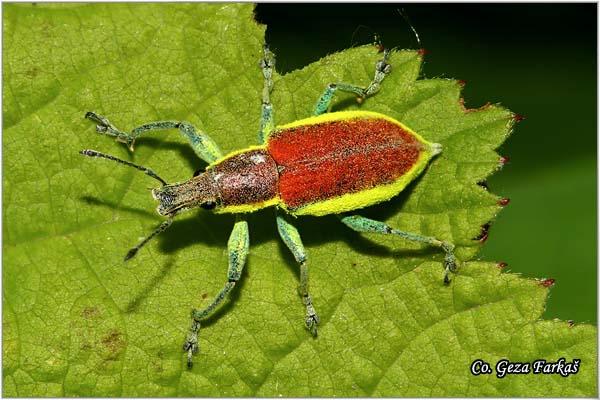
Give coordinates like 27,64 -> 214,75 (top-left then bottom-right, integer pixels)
267,117 -> 425,210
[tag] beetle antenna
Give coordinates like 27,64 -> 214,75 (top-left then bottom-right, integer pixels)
124,218 -> 173,261
80,149 -> 168,186
397,8 -> 422,49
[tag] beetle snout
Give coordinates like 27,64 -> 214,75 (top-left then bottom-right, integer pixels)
151,188 -> 163,201
152,188 -> 175,216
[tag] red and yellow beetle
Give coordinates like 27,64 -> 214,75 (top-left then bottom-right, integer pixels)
80,46 -> 456,368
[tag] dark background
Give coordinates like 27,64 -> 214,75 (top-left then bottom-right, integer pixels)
255,4 -> 597,324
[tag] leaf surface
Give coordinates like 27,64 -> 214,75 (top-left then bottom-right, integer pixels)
3,3 -> 596,397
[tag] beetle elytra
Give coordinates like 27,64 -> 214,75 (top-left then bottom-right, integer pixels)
80,46 -> 457,368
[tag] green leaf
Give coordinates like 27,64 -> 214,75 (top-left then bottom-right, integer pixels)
3,3 -> 596,397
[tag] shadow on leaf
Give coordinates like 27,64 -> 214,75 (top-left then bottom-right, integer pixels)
80,195 -> 157,219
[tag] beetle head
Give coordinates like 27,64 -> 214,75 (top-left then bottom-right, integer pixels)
152,172 -> 220,216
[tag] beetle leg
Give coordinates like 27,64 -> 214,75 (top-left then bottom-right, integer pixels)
313,49 -> 393,115
258,44 -> 276,144
84,112 -> 223,163
339,215 -> 458,284
276,212 -> 320,336
184,218 -> 249,368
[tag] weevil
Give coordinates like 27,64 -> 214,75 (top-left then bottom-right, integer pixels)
80,46 -> 457,368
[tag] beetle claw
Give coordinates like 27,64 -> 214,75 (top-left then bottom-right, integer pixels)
443,271 -> 451,285
183,340 -> 199,369
443,260 -> 457,285
440,241 -> 458,284
306,313 -> 320,336
85,111 -> 135,151
183,318 -> 201,368
376,60 -> 392,74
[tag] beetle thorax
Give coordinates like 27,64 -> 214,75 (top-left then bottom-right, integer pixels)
209,149 -> 279,211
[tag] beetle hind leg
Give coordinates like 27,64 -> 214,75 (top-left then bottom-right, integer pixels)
276,212 -> 320,335
258,44 -> 276,144
340,214 -> 459,284
313,48 -> 393,116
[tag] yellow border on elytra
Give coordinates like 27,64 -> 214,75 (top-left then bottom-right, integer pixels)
276,110 -> 432,145
215,197 -> 279,214
210,111 -> 439,216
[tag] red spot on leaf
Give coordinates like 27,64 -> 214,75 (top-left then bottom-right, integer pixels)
513,114 -> 525,122
457,79 -> 466,87
498,198 -> 510,206
459,98 -> 492,113
417,48 -> 428,57
475,223 -> 491,243
497,261 -> 508,269
499,155 -> 510,165
540,278 -> 556,288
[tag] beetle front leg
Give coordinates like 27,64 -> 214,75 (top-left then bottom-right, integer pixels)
84,112 -> 223,164
276,212 -> 320,335
340,215 -> 458,284
258,45 -> 276,144
183,218 -> 249,368
313,48 -> 392,115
